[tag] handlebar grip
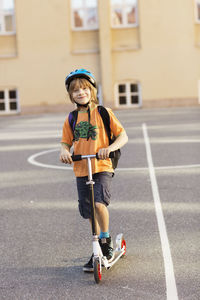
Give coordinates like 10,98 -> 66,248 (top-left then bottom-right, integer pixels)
71,155 -> 82,161
72,152 -> 115,161
96,151 -> 115,160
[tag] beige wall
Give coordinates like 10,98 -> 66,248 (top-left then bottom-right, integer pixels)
0,0 -> 200,113
138,0 -> 200,101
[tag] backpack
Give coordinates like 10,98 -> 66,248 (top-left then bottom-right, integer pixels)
68,105 -> 121,169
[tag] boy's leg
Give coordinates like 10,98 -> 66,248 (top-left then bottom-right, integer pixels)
88,203 -> 109,236
78,172 -> 114,271
95,202 -> 109,233
95,202 -> 114,262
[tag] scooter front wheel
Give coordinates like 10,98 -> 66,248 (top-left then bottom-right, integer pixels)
94,258 -> 102,283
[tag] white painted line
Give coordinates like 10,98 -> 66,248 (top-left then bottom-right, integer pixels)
1,199 -> 200,213
27,148 -> 200,173
127,137 -> 200,144
142,123 -> 178,300
0,130 -> 61,140
156,164 -> 200,170
27,148 -> 72,171
0,143 -> 59,152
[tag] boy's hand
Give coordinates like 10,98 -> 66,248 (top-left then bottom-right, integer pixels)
98,148 -> 111,160
60,146 -> 72,164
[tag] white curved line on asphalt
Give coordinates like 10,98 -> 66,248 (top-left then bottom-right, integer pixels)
27,148 -> 73,170
27,148 -> 200,172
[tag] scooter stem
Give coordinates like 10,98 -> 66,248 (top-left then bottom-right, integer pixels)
87,157 -> 93,183
86,157 -> 97,236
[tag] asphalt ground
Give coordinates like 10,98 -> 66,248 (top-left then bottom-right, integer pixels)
0,107 -> 199,300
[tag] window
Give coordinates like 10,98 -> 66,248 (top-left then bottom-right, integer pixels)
115,82 -> 141,107
0,0 -> 15,34
0,88 -> 19,114
111,0 -> 138,28
195,0 -> 200,23
71,0 -> 98,30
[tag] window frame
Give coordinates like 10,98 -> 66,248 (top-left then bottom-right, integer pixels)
0,0 -> 16,35
110,0 -> 139,29
195,0 -> 200,23
0,88 -> 20,114
114,82 -> 142,108
71,0 -> 98,31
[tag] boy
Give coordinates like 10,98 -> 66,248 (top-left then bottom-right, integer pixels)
60,69 -> 128,272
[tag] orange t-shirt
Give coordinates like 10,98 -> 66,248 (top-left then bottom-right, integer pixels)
61,106 -> 124,177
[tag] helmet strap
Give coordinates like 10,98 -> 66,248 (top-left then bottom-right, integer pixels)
75,101 -> 89,108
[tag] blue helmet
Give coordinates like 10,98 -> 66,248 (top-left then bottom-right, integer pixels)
65,69 -> 97,91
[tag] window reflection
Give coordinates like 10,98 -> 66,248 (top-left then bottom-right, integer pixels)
126,7 -> 136,24
86,8 -> 97,26
74,10 -> 83,27
5,15 -> 14,31
3,0 -> 14,10
111,0 -> 137,5
111,0 -> 138,27
112,9 -> 123,25
126,0 -> 137,4
86,0 -> 97,7
0,0 -> 15,33
72,0 -> 98,29
72,0 -> 82,9
111,0 -> 122,5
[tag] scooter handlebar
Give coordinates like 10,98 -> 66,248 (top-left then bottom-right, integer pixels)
71,154 -> 82,161
72,152 -> 115,161
96,152 -> 115,160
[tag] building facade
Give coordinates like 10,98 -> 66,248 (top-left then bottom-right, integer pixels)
0,0 -> 200,114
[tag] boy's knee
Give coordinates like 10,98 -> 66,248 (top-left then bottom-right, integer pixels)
95,202 -> 105,211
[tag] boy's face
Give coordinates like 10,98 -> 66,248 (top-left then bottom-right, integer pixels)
72,86 -> 91,105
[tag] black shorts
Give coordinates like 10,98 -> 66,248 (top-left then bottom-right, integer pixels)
76,172 -> 113,219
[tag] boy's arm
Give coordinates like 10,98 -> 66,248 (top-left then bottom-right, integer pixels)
98,130 -> 128,159
108,130 -> 128,152
60,143 -> 73,164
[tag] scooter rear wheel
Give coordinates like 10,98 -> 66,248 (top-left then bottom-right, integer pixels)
94,258 -> 102,283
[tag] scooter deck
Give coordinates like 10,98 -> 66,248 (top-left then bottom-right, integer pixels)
102,246 -> 126,269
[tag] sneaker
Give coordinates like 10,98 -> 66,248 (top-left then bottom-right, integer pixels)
83,254 -> 94,272
99,236 -> 114,262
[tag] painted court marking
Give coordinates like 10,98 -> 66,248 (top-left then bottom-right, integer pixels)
27,148 -> 200,172
142,123 -> 178,300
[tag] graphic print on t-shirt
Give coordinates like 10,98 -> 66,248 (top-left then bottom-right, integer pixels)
74,121 -> 98,141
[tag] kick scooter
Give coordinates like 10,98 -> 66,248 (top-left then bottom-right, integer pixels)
72,153 -> 126,284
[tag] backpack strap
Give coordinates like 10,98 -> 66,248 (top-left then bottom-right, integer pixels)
98,105 -> 121,169
97,105 -> 112,144
68,110 -> 78,139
